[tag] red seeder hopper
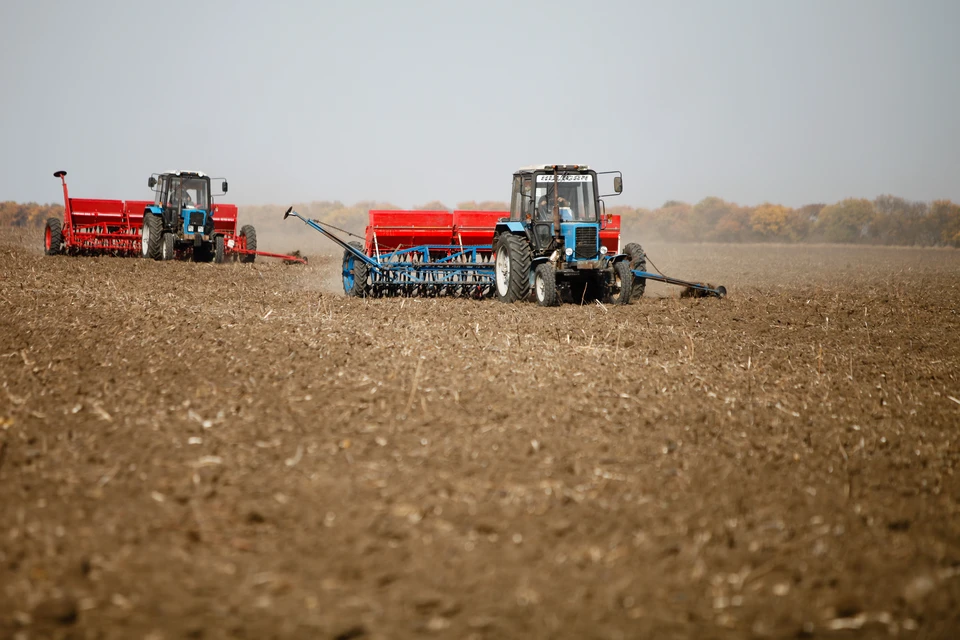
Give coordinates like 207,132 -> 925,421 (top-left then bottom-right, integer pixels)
363,209 -> 620,256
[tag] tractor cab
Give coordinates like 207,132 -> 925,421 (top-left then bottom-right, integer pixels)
147,171 -> 227,241
504,165 -> 621,261
142,170 -> 229,261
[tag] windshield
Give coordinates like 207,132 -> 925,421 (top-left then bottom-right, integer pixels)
179,178 -> 209,210
157,176 -> 210,210
534,173 -> 597,222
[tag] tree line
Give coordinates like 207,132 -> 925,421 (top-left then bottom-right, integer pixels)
4,195 -> 958,247
0,202 -> 64,228
610,195 -> 960,247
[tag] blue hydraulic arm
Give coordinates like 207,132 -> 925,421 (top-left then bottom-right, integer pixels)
632,270 -> 727,298
283,207 -> 380,269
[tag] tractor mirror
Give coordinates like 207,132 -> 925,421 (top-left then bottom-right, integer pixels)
222,181 -> 228,193
148,176 -> 157,189
613,176 -> 622,194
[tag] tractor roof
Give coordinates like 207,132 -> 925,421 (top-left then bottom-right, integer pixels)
516,164 -> 590,174
159,170 -> 208,178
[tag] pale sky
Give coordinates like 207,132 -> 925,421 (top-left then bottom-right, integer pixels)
1,0 -> 958,209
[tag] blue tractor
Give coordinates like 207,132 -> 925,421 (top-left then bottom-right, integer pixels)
493,165 -> 643,306
141,170 -> 229,262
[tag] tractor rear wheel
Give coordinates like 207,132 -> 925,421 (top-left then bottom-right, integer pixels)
44,218 -> 63,255
493,233 -> 532,303
213,235 -> 225,264
609,261 -> 634,305
142,214 -> 163,260
623,242 -> 646,300
342,241 -> 369,297
160,233 -> 175,261
534,263 -> 559,307
239,225 -> 257,263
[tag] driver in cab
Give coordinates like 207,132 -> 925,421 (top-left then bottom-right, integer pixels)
537,195 -> 574,221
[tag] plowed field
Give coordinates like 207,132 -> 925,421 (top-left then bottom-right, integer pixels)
1,229 -> 959,639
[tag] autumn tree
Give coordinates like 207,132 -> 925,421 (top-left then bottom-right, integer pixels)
750,203 -> 793,240
414,201 -> 451,211
712,205 -> 752,242
456,201 -> 509,211
928,200 -> 960,246
692,197 -> 737,241
871,195 -> 928,245
815,199 -> 875,243
652,201 -> 694,242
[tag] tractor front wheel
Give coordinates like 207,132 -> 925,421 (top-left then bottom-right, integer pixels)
493,234 -> 532,303
160,233 -> 175,261
342,241 -> 369,297
213,235 -> 225,264
534,263 -> 559,307
44,218 -> 63,256
142,214 -> 163,260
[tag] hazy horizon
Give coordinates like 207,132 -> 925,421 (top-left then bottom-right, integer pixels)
2,0 -> 958,210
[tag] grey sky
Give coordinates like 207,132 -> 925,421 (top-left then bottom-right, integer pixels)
2,0 -> 958,209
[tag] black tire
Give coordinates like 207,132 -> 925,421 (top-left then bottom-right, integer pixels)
161,232 -> 175,261
213,235 -> 225,263
609,260 -> 633,305
493,233 -> 532,303
623,242 -> 647,300
534,263 -> 559,306
568,278 -> 604,304
239,225 -> 257,264
192,243 -> 210,263
142,213 -> 163,260
44,218 -> 63,255
342,241 -> 369,297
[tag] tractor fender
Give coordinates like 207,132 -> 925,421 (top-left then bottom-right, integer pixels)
495,221 -> 527,235
608,253 -> 630,264
144,205 -> 163,215
531,255 -> 552,268
494,221 -> 534,248
530,256 -> 552,285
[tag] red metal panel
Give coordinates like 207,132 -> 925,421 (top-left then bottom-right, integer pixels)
600,214 -> 621,253
67,198 -> 126,228
365,210 -> 453,254
452,210 -> 507,247
212,204 -> 238,236
122,200 -> 154,229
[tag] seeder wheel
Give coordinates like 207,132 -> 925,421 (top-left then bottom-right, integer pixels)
623,242 -> 646,300
239,225 -> 257,264
342,241 -> 369,297
44,218 -> 63,256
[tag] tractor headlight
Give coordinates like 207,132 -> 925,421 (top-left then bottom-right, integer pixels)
600,246 -> 608,255
198,226 -> 204,234
565,247 -> 573,257
188,225 -> 195,232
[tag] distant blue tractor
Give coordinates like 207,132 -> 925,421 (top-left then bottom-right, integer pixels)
142,170 -> 229,262
493,165 -> 643,306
